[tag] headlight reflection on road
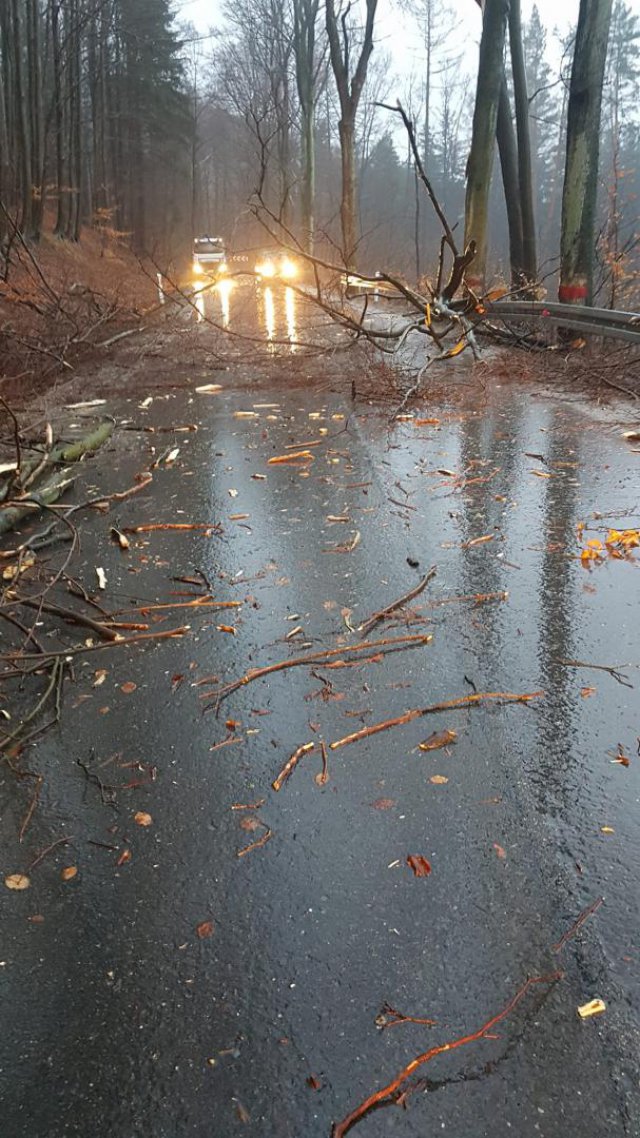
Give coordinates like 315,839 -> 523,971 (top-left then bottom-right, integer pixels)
263,286 -> 276,351
285,286 -> 297,350
193,280 -> 206,323
217,278 -> 233,329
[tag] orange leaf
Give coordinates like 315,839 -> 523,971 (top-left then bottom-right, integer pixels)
493,843 -> 507,860
196,920 -> 214,939
61,866 -> 78,881
406,854 -> 432,877
121,681 -> 137,694
134,811 -> 153,827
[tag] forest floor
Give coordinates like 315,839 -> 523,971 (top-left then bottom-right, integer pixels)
1,276 -> 640,1137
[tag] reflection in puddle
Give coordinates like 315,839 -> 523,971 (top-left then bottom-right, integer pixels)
263,286 -> 276,351
285,287 -> 297,350
261,285 -> 297,352
194,281 -> 206,323
218,279 -> 232,329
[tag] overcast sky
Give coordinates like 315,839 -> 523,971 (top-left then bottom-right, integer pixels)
178,0 -> 583,37
177,0 -> 640,85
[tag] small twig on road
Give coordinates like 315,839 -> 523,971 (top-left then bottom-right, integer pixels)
236,821 -> 273,858
18,774 -> 44,841
0,624 -> 191,663
272,742 -> 315,791
203,633 -> 432,710
376,1002 -> 437,1031
329,690 -> 544,751
28,835 -> 72,872
552,897 -> 604,954
554,658 -> 635,689
359,566 -> 437,636
331,972 -> 563,1137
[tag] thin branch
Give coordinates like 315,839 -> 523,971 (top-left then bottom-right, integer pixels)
359,566 -> 437,636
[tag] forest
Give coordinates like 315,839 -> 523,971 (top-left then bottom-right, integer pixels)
0,1 -> 639,308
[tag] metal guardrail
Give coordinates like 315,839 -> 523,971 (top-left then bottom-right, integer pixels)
486,300 -> 640,345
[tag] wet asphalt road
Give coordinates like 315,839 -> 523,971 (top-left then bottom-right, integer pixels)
1,318 -> 640,1137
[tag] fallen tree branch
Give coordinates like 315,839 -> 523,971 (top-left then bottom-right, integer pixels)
331,972 -> 563,1136
203,633 -> 432,709
359,566 -> 437,636
329,690 -> 544,750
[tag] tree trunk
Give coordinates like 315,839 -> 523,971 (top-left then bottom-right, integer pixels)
464,0 -> 510,291
496,75 -> 524,288
10,0 -> 34,237
509,0 -> 536,285
300,105 -> 315,253
339,116 -> 357,268
560,0 -> 613,305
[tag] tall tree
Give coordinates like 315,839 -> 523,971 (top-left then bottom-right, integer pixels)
325,0 -> 378,267
508,0 -> 536,283
464,0 -> 510,290
292,0 -> 322,253
560,0 -> 613,305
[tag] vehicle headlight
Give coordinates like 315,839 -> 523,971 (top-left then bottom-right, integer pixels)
280,258 -> 297,279
257,261 -> 275,278
193,261 -> 203,275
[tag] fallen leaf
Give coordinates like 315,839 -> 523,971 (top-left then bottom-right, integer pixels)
228,488 -> 239,497
96,566 -> 107,590
196,920 -> 214,939
134,811 -> 153,827
413,417 -> 440,426
116,848 -> 132,866
493,843 -> 507,860
171,674 -> 184,692
622,429 -> 640,442
371,797 -> 395,810
2,554 -> 35,581
61,866 -> 78,881
5,873 -> 30,890
601,826 -> 615,834
27,914 -> 45,923
195,383 -> 223,394
306,1075 -> 323,1091
93,669 -> 108,687
580,686 -> 597,698
139,395 -> 153,408
165,447 -> 180,465
430,775 -> 449,785
406,854 -> 432,877
217,624 -> 236,634
120,681 -> 137,694
578,998 -> 606,1018
418,728 -> 457,752
239,816 -> 261,831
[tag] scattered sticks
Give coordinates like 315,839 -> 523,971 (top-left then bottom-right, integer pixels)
331,972 -> 563,1137
272,742 -> 315,792
358,566 -> 437,637
552,896 -> 604,954
329,690 -> 544,751
203,633 -> 432,709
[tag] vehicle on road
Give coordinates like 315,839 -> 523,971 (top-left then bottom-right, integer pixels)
254,248 -> 300,282
192,235 -> 227,277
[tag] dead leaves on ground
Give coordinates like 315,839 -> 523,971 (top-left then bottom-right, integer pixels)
406,854 -> 432,877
